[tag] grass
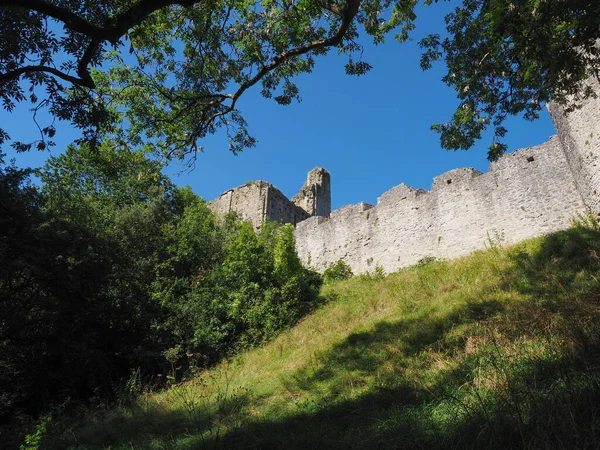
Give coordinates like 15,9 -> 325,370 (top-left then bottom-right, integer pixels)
43,221 -> 600,449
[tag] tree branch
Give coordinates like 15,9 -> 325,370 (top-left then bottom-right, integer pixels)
1,0 -> 199,43
185,0 -> 360,150
1,0 -> 105,38
103,0 -> 198,44
77,39 -> 100,87
1,0 -> 201,88
229,0 -> 360,108
0,65 -> 94,88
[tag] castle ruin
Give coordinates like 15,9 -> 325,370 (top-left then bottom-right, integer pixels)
209,167 -> 331,230
211,79 -> 600,275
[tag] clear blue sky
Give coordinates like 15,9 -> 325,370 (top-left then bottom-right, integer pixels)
2,4 -> 556,210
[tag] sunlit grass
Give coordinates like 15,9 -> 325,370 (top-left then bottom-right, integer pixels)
47,221 -> 600,449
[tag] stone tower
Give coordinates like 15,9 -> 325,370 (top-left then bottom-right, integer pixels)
292,167 -> 331,218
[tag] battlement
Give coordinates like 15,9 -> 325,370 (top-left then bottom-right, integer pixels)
432,168 -> 484,190
377,184 -> 426,207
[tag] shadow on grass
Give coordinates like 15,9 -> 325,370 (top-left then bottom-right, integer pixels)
218,367 -> 600,450
46,386 -> 254,450
290,298 -> 504,393
213,227 -> 600,449
503,226 -> 600,299
51,227 -> 600,449
500,226 -> 600,355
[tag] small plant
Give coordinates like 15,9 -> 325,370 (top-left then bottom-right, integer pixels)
485,228 -> 505,249
163,347 -> 181,384
360,263 -> 387,281
20,414 -> 51,450
417,256 -> 437,267
116,367 -> 143,411
324,259 -> 354,282
571,213 -> 600,230
373,263 -> 386,280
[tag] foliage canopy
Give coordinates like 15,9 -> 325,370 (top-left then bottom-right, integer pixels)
419,0 -> 600,159
1,0 -> 599,160
0,0 -> 417,162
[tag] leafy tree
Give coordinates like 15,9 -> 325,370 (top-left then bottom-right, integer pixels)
40,143 -> 185,360
1,142 -> 323,443
151,190 -> 227,355
274,223 -> 303,281
0,0 -> 417,161
175,219 -> 322,361
2,1 -> 600,160
40,142 -> 175,230
0,153 -> 129,425
419,0 -> 600,159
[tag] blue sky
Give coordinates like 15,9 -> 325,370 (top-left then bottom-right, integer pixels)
2,4 -> 556,210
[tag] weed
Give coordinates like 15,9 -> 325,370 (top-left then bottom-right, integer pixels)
417,256 -> 438,267
373,263 -> 386,280
485,228 -> 506,249
324,259 -> 353,282
571,212 -> 600,230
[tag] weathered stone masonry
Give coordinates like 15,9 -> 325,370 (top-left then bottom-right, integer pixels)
548,77 -> 600,216
209,168 -> 331,231
211,92 -> 600,275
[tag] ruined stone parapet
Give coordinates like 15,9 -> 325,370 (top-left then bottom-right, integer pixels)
209,168 -> 330,230
294,137 -> 587,274
431,168 -> 484,190
210,181 -> 271,231
292,167 -> 331,218
377,184 -> 426,207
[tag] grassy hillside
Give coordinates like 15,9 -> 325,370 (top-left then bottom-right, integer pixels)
44,220 -> 600,449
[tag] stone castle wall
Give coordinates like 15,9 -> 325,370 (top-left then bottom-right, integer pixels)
210,181 -> 308,230
211,91 -> 600,275
210,181 -> 269,230
548,77 -> 600,216
294,138 -> 586,273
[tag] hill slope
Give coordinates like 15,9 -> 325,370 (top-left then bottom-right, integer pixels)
47,220 -> 600,449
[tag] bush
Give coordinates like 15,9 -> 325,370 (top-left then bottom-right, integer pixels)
172,220 -> 323,361
417,256 -> 438,266
324,260 -> 354,282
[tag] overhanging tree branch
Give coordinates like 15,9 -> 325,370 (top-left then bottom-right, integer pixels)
229,0 -> 360,108
182,0 -> 360,153
1,0 -> 104,38
0,65 -> 94,87
0,0 -> 201,88
104,0 -> 198,44
1,0 -> 370,157
1,0 -> 198,43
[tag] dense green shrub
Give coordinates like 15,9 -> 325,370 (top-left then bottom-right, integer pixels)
179,221 -> 322,360
324,259 -> 354,282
